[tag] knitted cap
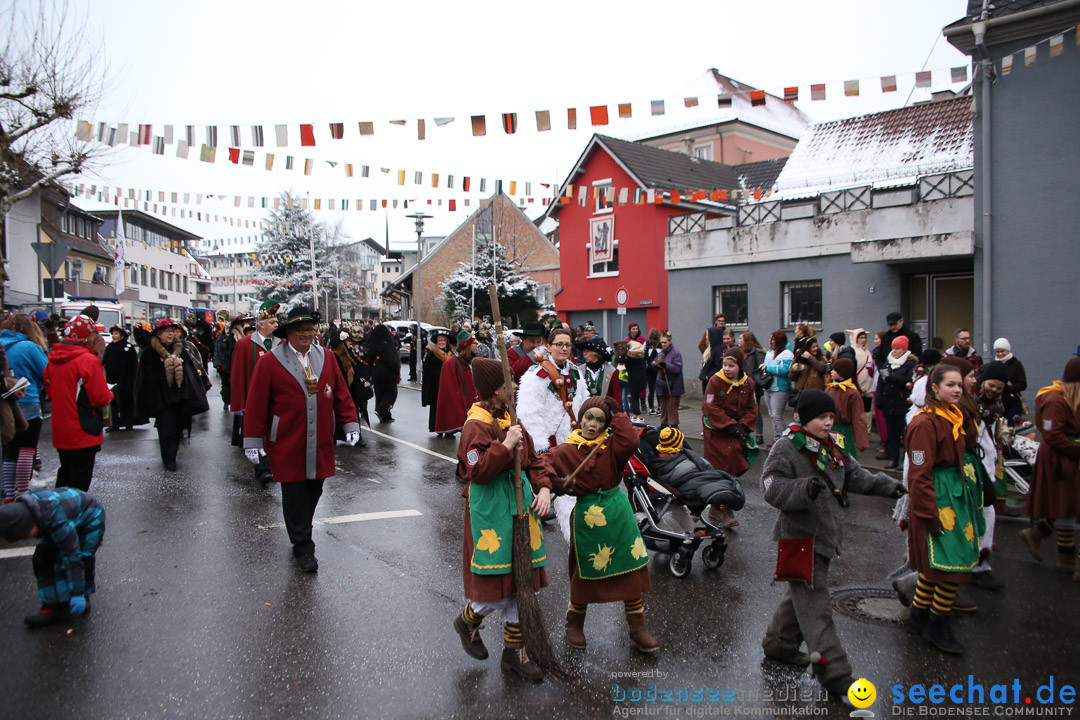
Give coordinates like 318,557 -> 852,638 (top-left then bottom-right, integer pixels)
980,360 -> 1011,384
921,349 -> 943,366
0,501 -> 34,541
994,337 -> 1011,352
832,358 -> 855,381
797,389 -> 836,424
829,331 -> 846,347
154,317 -> 182,333
578,396 -> 613,426
656,426 -> 685,454
64,315 -> 97,343
32,310 -> 49,323
81,305 -> 100,322
891,335 -> 909,351
940,356 -> 974,378
723,347 -> 745,367
471,358 -> 505,400
1064,357 -> 1080,384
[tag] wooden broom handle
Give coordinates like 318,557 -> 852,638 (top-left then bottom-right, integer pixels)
488,285 -> 526,516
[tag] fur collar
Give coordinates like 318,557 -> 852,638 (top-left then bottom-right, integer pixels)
426,341 -> 448,363
151,336 -> 181,359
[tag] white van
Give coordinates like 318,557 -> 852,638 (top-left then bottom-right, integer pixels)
60,298 -> 124,340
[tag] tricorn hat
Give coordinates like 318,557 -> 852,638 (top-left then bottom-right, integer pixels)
273,306 -> 322,338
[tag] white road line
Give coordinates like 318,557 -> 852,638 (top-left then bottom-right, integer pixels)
364,426 -> 456,463
256,508 -> 422,530
0,547 -> 36,559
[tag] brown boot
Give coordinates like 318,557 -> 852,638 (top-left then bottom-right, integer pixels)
565,607 -> 587,649
453,612 -> 488,660
708,505 -> 739,529
500,643 -> 544,681
1019,528 -> 1045,562
1056,554 -> 1074,573
626,611 -> 660,653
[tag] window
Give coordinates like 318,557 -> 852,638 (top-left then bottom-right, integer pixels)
151,268 -> 157,288
589,241 -> 619,276
694,145 -> 713,161
782,280 -> 823,327
183,276 -> 188,294
536,284 -> 553,305
713,284 -> 748,327
592,179 -> 613,214
130,266 -> 137,285
588,215 -> 618,276
141,267 -> 148,286
167,273 -> 174,292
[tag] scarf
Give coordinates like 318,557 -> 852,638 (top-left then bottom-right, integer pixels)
151,336 -> 184,388
466,403 -> 511,431
1036,380 -> 1063,399
566,427 -> 610,450
788,424 -> 846,470
887,350 -> 911,370
827,379 -> 857,392
997,352 -> 1014,363
713,370 -> 747,394
920,403 -> 966,440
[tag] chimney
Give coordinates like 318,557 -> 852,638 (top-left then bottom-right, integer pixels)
680,137 -> 694,157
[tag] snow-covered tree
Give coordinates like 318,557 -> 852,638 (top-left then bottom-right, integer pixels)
440,238 -> 539,327
255,191 -> 333,312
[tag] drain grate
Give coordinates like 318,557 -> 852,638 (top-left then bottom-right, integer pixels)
831,587 -> 907,627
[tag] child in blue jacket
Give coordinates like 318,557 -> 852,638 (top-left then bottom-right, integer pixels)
0,488 -> 105,627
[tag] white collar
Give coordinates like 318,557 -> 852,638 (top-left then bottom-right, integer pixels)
254,332 -> 273,347
290,344 -> 310,364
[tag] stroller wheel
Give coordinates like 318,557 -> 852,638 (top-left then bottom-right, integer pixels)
701,540 -> 726,570
669,547 -> 693,578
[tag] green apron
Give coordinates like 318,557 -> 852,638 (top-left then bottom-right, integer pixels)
572,486 -> 649,580
742,434 -> 760,466
833,422 -> 857,460
927,463 -> 986,573
469,470 -> 546,575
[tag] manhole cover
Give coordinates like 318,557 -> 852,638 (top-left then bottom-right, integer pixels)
831,587 -> 907,627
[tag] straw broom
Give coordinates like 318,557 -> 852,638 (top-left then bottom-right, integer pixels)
487,285 -> 573,684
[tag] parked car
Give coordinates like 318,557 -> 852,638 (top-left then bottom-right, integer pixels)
386,321 -> 450,361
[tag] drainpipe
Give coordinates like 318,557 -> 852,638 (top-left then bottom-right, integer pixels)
974,11 -> 992,356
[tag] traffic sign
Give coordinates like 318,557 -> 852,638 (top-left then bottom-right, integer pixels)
31,241 -> 71,276
616,307 -> 627,315
615,287 -> 628,307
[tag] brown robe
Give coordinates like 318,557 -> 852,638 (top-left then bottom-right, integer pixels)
905,411 -> 970,583
1026,388 -> 1080,519
458,407 -> 553,602
702,372 -> 758,475
543,413 -> 651,604
825,384 -> 869,452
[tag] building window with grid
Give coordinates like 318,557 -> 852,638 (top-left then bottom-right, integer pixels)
141,267 -> 148,286
782,280 -> 823,327
151,269 -> 157,288
712,284 -> 748,328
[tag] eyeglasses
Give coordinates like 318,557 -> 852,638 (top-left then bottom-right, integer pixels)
293,329 -> 315,336
551,342 -> 572,349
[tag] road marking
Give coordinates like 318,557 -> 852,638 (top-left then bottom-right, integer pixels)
0,547 -> 36,560
256,508 -> 422,530
364,426 -> 456,463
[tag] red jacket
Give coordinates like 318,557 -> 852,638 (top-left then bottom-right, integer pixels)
43,340 -> 113,450
229,333 -> 274,413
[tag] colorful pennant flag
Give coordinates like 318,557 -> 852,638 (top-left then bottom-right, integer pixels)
1024,46 -> 1037,66
844,80 -> 860,97
229,125 -> 240,146
717,94 -> 733,108
251,125 -> 264,147
1001,54 -> 1013,75
783,87 -> 798,102
535,110 -> 551,132
176,141 -> 189,159
1050,33 -> 1064,57
471,115 -> 486,136
502,113 -> 517,134
417,119 -> 425,140
300,124 -> 316,146
684,97 -> 698,108
618,103 -> 632,119
590,105 -> 609,126
951,66 -> 968,83
750,90 -> 766,106
651,100 -> 665,115
434,117 -> 454,126
811,84 -> 826,101
358,121 -> 374,136
881,75 -> 898,92
275,125 -> 288,146
228,148 -> 240,164
567,108 -> 577,130
915,71 -> 932,88
329,123 -> 344,139
200,144 -> 215,163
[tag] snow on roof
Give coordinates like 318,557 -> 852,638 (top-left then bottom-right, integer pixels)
632,69 -> 811,143
773,97 -> 973,198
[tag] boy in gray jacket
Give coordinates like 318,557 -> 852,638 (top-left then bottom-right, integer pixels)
760,390 -> 904,700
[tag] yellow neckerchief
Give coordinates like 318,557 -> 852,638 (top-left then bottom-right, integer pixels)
566,427 -> 610,450
920,403 -> 966,440
466,403 -> 511,431
1037,380 -> 1064,399
827,379 -> 857,392
712,370 -> 747,394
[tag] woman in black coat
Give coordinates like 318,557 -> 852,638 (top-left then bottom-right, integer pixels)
365,324 -> 402,423
420,330 -> 452,433
133,319 -> 210,471
103,325 -> 139,431
876,336 -> 917,468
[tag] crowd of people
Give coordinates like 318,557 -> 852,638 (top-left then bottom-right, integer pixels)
0,299 -> 1077,703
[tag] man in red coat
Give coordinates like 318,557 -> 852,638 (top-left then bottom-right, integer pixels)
230,301 -> 279,484
243,306 -> 359,573
435,331 -> 478,436
42,315 -> 113,491
508,322 -> 547,384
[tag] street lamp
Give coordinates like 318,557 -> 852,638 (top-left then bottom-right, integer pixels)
405,211 -> 433,386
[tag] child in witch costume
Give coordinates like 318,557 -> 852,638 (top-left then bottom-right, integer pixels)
454,358 -> 554,682
761,390 -> 904,699
543,396 -> 658,653
904,364 -> 984,655
824,358 -> 869,459
702,347 -> 758,528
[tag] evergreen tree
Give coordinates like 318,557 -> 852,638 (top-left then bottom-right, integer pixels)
440,239 -> 539,326
255,192 -> 334,312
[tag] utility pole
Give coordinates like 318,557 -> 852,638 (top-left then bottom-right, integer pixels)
406,212 -> 433,386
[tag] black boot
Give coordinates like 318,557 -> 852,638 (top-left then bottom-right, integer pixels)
24,604 -> 71,629
922,612 -> 965,654
906,606 -> 930,635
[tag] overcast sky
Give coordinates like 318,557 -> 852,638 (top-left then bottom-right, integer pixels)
61,0 -> 971,249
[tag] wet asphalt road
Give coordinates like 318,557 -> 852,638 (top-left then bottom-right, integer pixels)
1,371 -> 1078,720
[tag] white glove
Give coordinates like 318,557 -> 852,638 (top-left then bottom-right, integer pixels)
345,432 -> 360,446
245,448 -> 265,464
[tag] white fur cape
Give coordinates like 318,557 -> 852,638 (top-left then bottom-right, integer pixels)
516,364 -> 588,454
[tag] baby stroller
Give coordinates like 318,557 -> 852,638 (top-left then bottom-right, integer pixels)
622,422 -> 746,577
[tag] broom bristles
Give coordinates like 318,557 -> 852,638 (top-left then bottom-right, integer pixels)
512,514 -> 575,685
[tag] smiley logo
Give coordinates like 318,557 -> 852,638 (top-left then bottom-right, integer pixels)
847,678 -> 876,708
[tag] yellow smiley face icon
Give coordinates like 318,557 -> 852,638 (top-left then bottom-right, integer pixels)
848,678 -> 876,709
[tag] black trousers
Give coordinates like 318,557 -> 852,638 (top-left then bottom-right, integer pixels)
56,446 -> 100,492
884,413 -> 906,464
280,479 -> 324,556
155,404 -> 186,466
374,381 -> 397,419
109,388 -> 136,429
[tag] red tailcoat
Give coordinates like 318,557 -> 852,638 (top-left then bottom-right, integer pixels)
229,333 -> 275,413
243,345 -> 358,483
435,354 -> 477,433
